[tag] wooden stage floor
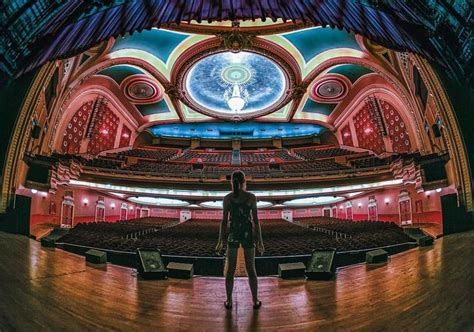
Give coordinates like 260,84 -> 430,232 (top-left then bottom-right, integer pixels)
0,231 -> 473,331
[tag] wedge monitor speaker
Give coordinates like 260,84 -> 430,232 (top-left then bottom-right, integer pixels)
366,249 -> 388,264
85,249 -> 107,264
278,262 -> 306,279
305,249 -> 336,280
167,262 -> 194,279
136,249 -> 168,279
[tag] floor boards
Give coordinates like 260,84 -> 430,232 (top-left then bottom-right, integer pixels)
0,230 -> 473,331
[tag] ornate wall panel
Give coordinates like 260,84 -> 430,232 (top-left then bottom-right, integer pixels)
380,99 -> 411,153
341,124 -> 354,146
353,105 -> 385,154
61,101 -> 93,154
87,105 -> 120,155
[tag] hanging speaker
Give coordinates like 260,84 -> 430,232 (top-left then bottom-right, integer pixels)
31,124 -> 41,139
432,124 -> 442,138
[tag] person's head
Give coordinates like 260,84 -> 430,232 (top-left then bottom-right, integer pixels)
231,170 -> 246,194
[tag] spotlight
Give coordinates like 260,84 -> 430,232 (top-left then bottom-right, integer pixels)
111,203 -> 116,209
436,188 -> 442,193
357,203 -> 363,208
31,189 -> 38,194
83,198 -> 89,206
384,198 -> 390,205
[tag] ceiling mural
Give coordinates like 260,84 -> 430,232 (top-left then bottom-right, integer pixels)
185,51 -> 287,118
61,21 -> 407,141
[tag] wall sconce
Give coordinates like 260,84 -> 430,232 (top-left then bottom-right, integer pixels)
339,205 -> 344,210
40,192 -> 48,199
384,198 -> 390,205
31,189 -> 38,194
357,203 -> 363,208
129,206 -> 134,210
436,188 -> 442,193
83,198 -> 89,206
111,203 -> 116,210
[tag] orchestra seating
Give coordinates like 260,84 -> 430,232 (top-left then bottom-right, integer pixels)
57,217 -> 414,257
295,217 -> 414,251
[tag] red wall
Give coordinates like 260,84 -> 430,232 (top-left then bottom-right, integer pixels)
28,184 -> 451,231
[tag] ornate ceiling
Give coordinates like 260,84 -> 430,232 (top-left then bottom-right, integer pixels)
65,21 -> 402,139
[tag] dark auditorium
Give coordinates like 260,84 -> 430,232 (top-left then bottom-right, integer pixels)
0,1 -> 473,330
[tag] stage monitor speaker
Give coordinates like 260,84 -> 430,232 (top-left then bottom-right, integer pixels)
418,236 -> 434,246
40,228 -> 69,247
278,262 -> 306,279
85,249 -> 107,264
1,195 -> 31,236
441,193 -> 469,235
31,124 -> 42,139
167,262 -> 194,279
432,124 -> 442,138
305,249 -> 336,280
137,249 -> 168,279
366,249 -> 388,264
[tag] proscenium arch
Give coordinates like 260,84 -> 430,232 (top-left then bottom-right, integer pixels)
0,63 -> 55,212
411,55 -> 473,211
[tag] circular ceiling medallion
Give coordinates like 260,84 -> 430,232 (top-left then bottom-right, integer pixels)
121,75 -> 163,104
182,51 -> 290,120
221,65 -> 253,84
317,81 -> 344,98
309,74 -> 351,103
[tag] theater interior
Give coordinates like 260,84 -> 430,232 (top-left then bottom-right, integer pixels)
0,1 -> 473,330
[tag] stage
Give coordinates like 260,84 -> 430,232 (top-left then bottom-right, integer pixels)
0,231 -> 473,331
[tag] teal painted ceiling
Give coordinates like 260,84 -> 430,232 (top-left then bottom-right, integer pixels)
136,100 -> 171,116
97,65 -> 145,84
328,64 -> 373,83
281,27 -> 361,62
302,100 -> 337,115
111,29 -> 190,63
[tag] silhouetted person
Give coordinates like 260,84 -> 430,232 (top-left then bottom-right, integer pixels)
216,170 -> 264,309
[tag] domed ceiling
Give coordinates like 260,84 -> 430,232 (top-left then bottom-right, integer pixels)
71,21 -> 398,139
185,51 -> 287,118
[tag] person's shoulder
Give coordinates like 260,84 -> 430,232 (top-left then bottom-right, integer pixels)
246,192 -> 257,201
224,193 -> 233,203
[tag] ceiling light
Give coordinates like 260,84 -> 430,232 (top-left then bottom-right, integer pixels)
226,84 -> 246,112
